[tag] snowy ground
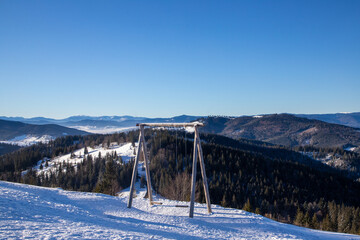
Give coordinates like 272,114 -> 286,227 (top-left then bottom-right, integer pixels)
1,181 -> 359,239
300,151 -> 351,170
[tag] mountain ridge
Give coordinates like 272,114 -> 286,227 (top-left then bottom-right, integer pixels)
0,119 -> 89,141
200,114 -> 360,148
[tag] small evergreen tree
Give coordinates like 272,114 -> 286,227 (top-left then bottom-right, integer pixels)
294,208 -> 304,226
243,198 -> 252,212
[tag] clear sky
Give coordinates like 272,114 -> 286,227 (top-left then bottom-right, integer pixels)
0,0 -> 359,118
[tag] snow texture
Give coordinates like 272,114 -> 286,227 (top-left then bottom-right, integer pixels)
1,181 -> 359,240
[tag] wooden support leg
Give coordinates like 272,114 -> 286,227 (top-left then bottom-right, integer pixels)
141,126 -> 153,204
195,128 -> 212,214
127,131 -> 143,208
189,129 -> 198,218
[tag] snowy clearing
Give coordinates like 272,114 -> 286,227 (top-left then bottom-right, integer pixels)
345,146 -> 357,152
31,143 -> 136,176
1,181 -> 359,239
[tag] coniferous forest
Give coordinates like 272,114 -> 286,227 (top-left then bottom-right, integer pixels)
1,130 -> 360,235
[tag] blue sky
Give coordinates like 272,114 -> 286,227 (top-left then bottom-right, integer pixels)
0,0 -> 359,118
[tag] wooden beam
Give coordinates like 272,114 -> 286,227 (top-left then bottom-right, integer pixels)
189,128 -> 199,218
136,122 -> 204,128
195,128 -> 212,214
127,131 -> 143,208
140,126 -> 153,204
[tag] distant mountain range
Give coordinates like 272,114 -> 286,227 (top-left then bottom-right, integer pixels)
2,112 -> 360,129
0,115 -> 202,132
1,113 -> 360,150
200,114 -> 360,148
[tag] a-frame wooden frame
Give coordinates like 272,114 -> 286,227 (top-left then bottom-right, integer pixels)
127,122 -> 212,218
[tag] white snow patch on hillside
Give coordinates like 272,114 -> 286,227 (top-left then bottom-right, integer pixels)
1,181 -> 359,240
345,147 -> 357,152
253,115 -> 263,118
0,134 -> 54,146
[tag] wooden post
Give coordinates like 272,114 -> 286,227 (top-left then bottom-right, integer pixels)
140,126 -> 153,204
189,127 -> 199,218
127,131 -> 143,208
195,128 -> 212,213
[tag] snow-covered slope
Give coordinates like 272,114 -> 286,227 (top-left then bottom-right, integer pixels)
0,134 -> 54,147
31,142 -> 136,176
1,181 -> 359,239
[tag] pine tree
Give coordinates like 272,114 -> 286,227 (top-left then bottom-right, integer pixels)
294,208 -> 304,226
311,213 -> 319,229
304,211 -> 311,228
321,214 -> 331,231
94,160 -> 118,195
243,198 -> 252,212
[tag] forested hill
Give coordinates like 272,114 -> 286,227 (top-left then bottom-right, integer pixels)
1,130 -> 360,234
297,112 -> 360,129
199,114 -> 360,148
0,119 -> 89,140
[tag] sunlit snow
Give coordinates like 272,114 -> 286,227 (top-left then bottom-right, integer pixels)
1,181 -> 359,239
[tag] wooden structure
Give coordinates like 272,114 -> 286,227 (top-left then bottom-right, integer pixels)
127,122 -> 212,218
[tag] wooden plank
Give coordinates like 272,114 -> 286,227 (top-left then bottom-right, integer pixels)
175,205 -> 188,208
127,131 -> 143,208
195,128 -> 212,214
136,122 -> 204,128
189,129 -> 199,218
140,126 -> 153,204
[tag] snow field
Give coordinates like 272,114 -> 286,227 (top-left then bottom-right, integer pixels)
1,181 -> 360,239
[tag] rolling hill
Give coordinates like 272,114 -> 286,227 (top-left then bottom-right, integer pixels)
200,114 -> 360,148
297,112 -> 360,128
0,119 -> 89,145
